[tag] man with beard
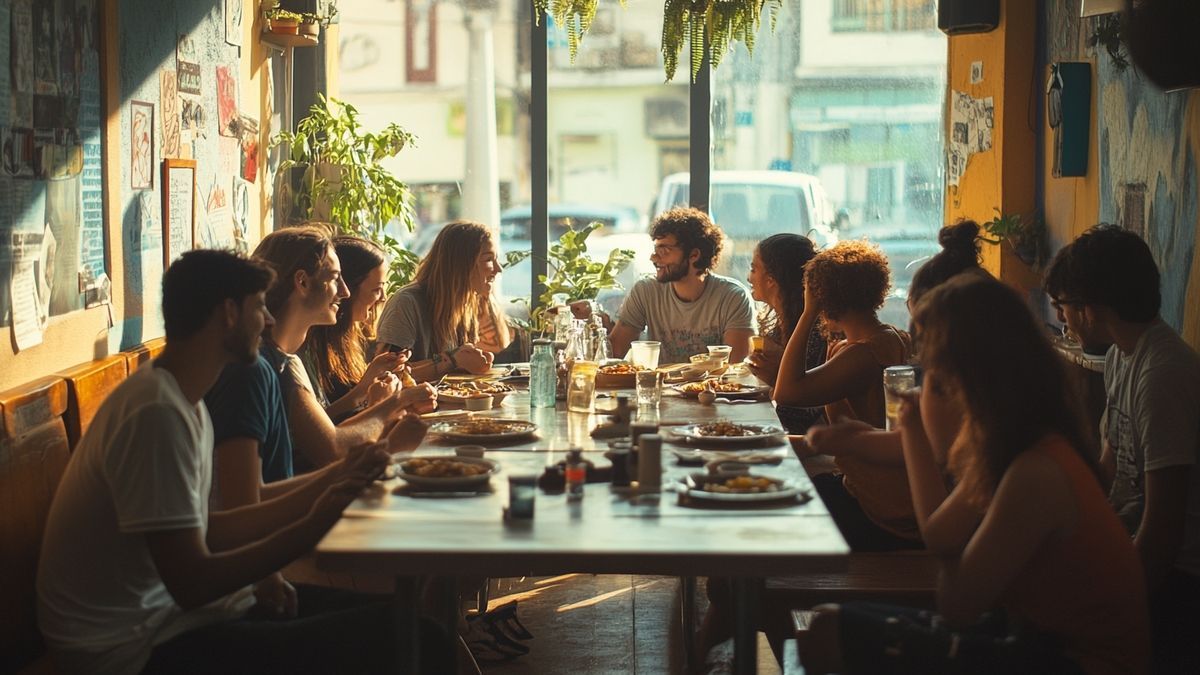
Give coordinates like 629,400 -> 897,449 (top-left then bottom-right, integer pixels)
605,206 -> 754,364
36,250 -> 446,674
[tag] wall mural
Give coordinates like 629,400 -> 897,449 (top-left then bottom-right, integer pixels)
0,0 -> 105,344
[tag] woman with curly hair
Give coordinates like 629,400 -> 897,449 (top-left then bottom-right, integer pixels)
302,236 -> 407,422
801,274 -> 1148,675
775,240 -> 919,550
745,233 -> 827,432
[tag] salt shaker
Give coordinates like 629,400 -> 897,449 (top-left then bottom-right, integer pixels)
637,434 -> 662,494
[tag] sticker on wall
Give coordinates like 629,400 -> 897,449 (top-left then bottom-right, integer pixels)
232,177 -> 251,254
130,100 -> 155,190
239,115 -> 259,183
947,91 -> 994,188
225,0 -> 243,47
176,34 -> 201,96
216,65 -> 240,137
160,70 -> 181,158
205,176 -> 233,249
180,95 -> 206,143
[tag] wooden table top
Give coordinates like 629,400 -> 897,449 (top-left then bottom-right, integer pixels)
316,384 -> 850,578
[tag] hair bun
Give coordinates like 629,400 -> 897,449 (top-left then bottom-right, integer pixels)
939,220 -> 980,258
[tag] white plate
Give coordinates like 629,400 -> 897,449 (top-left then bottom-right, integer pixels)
670,423 -> 785,444
680,474 -> 801,502
428,418 -> 538,443
396,455 -> 500,488
670,382 -> 768,400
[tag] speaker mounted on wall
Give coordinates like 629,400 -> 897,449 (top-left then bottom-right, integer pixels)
938,0 -> 1000,35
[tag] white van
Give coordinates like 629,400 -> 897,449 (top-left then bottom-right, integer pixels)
652,170 -> 839,282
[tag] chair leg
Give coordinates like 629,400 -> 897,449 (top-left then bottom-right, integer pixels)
680,576 -> 697,673
477,577 -> 491,613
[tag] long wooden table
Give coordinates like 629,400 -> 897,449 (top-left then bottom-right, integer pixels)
316,385 -> 849,673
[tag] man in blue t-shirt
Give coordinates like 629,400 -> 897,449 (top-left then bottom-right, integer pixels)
205,354 -> 294,492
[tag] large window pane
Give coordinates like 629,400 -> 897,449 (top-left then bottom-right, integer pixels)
711,0 -> 946,328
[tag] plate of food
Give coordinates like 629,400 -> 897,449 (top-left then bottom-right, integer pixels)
680,473 -> 801,502
437,380 -> 514,405
670,421 -> 785,444
670,379 -> 768,400
395,455 -> 500,488
428,418 -> 539,442
595,362 -> 647,388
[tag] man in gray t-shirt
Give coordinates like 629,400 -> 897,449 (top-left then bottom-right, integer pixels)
1046,225 -> 1200,673
605,207 -> 753,365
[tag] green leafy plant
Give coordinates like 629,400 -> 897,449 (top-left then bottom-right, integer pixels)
264,8 -> 302,22
1088,14 -> 1129,73
504,221 -> 635,333
271,95 -> 420,294
532,0 -> 782,82
981,209 -> 1048,269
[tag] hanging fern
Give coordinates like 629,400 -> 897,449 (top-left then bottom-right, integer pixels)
535,0 -> 781,82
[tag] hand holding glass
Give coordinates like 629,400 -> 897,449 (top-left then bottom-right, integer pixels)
883,366 -> 917,431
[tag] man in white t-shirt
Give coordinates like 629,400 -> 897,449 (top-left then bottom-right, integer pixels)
586,207 -> 754,365
1045,225 -> 1200,674
36,250 -> 442,674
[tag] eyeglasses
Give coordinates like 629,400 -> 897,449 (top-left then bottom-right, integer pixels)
1050,298 -> 1083,313
652,243 -> 679,257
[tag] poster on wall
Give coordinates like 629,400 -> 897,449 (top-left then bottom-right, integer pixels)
176,34 -> 201,96
130,100 -> 154,189
947,90 -> 994,188
216,65 -> 239,137
161,159 -> 195,267
1,0 -> 106,328
160,70 -> 181,158
232,176 -> 250,254
224,0 -> 243,47
239,115 -> 258,182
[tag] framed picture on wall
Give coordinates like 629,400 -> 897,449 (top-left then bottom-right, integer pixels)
161,158 -> 196,267
131,100 -> 155,189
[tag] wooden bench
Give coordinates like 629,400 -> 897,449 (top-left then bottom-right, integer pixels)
765,551 -> 939,608
58,355 -> 128,450
122,336 -> 166,373
0,377 -> 70,673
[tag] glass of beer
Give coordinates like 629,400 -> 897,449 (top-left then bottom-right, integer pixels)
883,365 -> 917,431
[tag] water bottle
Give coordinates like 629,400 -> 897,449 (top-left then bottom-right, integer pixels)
565,447 -> 586,501
553,294 -> 574,344
530,338 -> 557,408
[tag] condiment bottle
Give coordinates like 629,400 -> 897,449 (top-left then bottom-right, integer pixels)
530,338 -> 557,408
637,434 -> 662,494
565,447 -> 586,501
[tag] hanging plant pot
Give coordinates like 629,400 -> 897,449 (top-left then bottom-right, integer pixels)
269,18 -> 300,35
299,21 -> 320,38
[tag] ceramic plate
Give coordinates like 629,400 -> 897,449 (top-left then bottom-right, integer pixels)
670,423 -> 784,444
670,381 -> 768,400
428,418 -> 538,443
680,473 -> 801,502
395,455 -> 500,488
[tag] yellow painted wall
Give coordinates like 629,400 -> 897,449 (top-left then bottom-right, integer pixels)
944,0 -> 1038,289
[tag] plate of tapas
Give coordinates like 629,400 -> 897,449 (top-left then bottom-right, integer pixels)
428,418 -> 538,443
670,421 -> 785,444
395,456 -> 500,488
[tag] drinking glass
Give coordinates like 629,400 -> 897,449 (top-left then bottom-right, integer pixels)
507,475 -> 536,519
566,360 -> 599,413
628,340 -> 661,369
635,370 -> 662,407
883,365 -> 917,431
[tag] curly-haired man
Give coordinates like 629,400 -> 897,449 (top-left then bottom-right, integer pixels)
598,206 -> 754,364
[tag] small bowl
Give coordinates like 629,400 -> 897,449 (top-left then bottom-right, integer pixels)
455,445 -> 487,458
464,395 -> 494,411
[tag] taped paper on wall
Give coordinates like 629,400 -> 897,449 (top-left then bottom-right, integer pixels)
947,91 -> 994,187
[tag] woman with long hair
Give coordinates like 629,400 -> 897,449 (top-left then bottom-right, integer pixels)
745,233 -> 827,432
802,274 -> 1149,675
376,220 -> 513,381
302,236 -> 407,421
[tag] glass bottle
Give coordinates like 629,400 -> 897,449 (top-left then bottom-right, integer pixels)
565,447 -> 586,501
591,314 -> 612,362
530,338 -> 557,408
553,293 -> 574,345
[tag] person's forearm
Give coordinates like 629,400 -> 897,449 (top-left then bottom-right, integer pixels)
900,428 -> 949,531
323,385 -> 365,419
853,429 -> 905,466
772,310 -> 819,405
258,468 -> 330,502
208,465 -> 337,551
333,398 -> 399,450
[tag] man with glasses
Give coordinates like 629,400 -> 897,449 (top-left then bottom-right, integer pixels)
1045,224 -> 1200,674
596,206 -> 754,364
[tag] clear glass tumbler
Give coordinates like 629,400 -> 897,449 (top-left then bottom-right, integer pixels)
566,360 -> 598,413
629,340 -> 661,369
883,365 -> 918,430
635,369 -> 662,407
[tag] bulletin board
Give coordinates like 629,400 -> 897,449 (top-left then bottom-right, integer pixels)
0,0 -> 107,334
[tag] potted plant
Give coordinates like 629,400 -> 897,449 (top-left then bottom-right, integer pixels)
264,8 -> 302,35
298,13 -> 320,38
981,209 -> 1048,269
503,221 -> 636,334
271,95 -> 421,294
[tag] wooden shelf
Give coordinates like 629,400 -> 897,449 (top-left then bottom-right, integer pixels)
260,32 -> 319,50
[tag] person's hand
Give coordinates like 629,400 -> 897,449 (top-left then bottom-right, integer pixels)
801,418 -> 877,457
310,477 -> 374,528
745,348 -> 782,384
253,572 -> 297,619
397,382 -> 437,413
386,412 -> 429,454
452,344 -> 492,374
895,388 -> 937,461
365,371 -> 400,407
362,351 -> 404,386
339,440 -> 392,483
803,283 -> 818,315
